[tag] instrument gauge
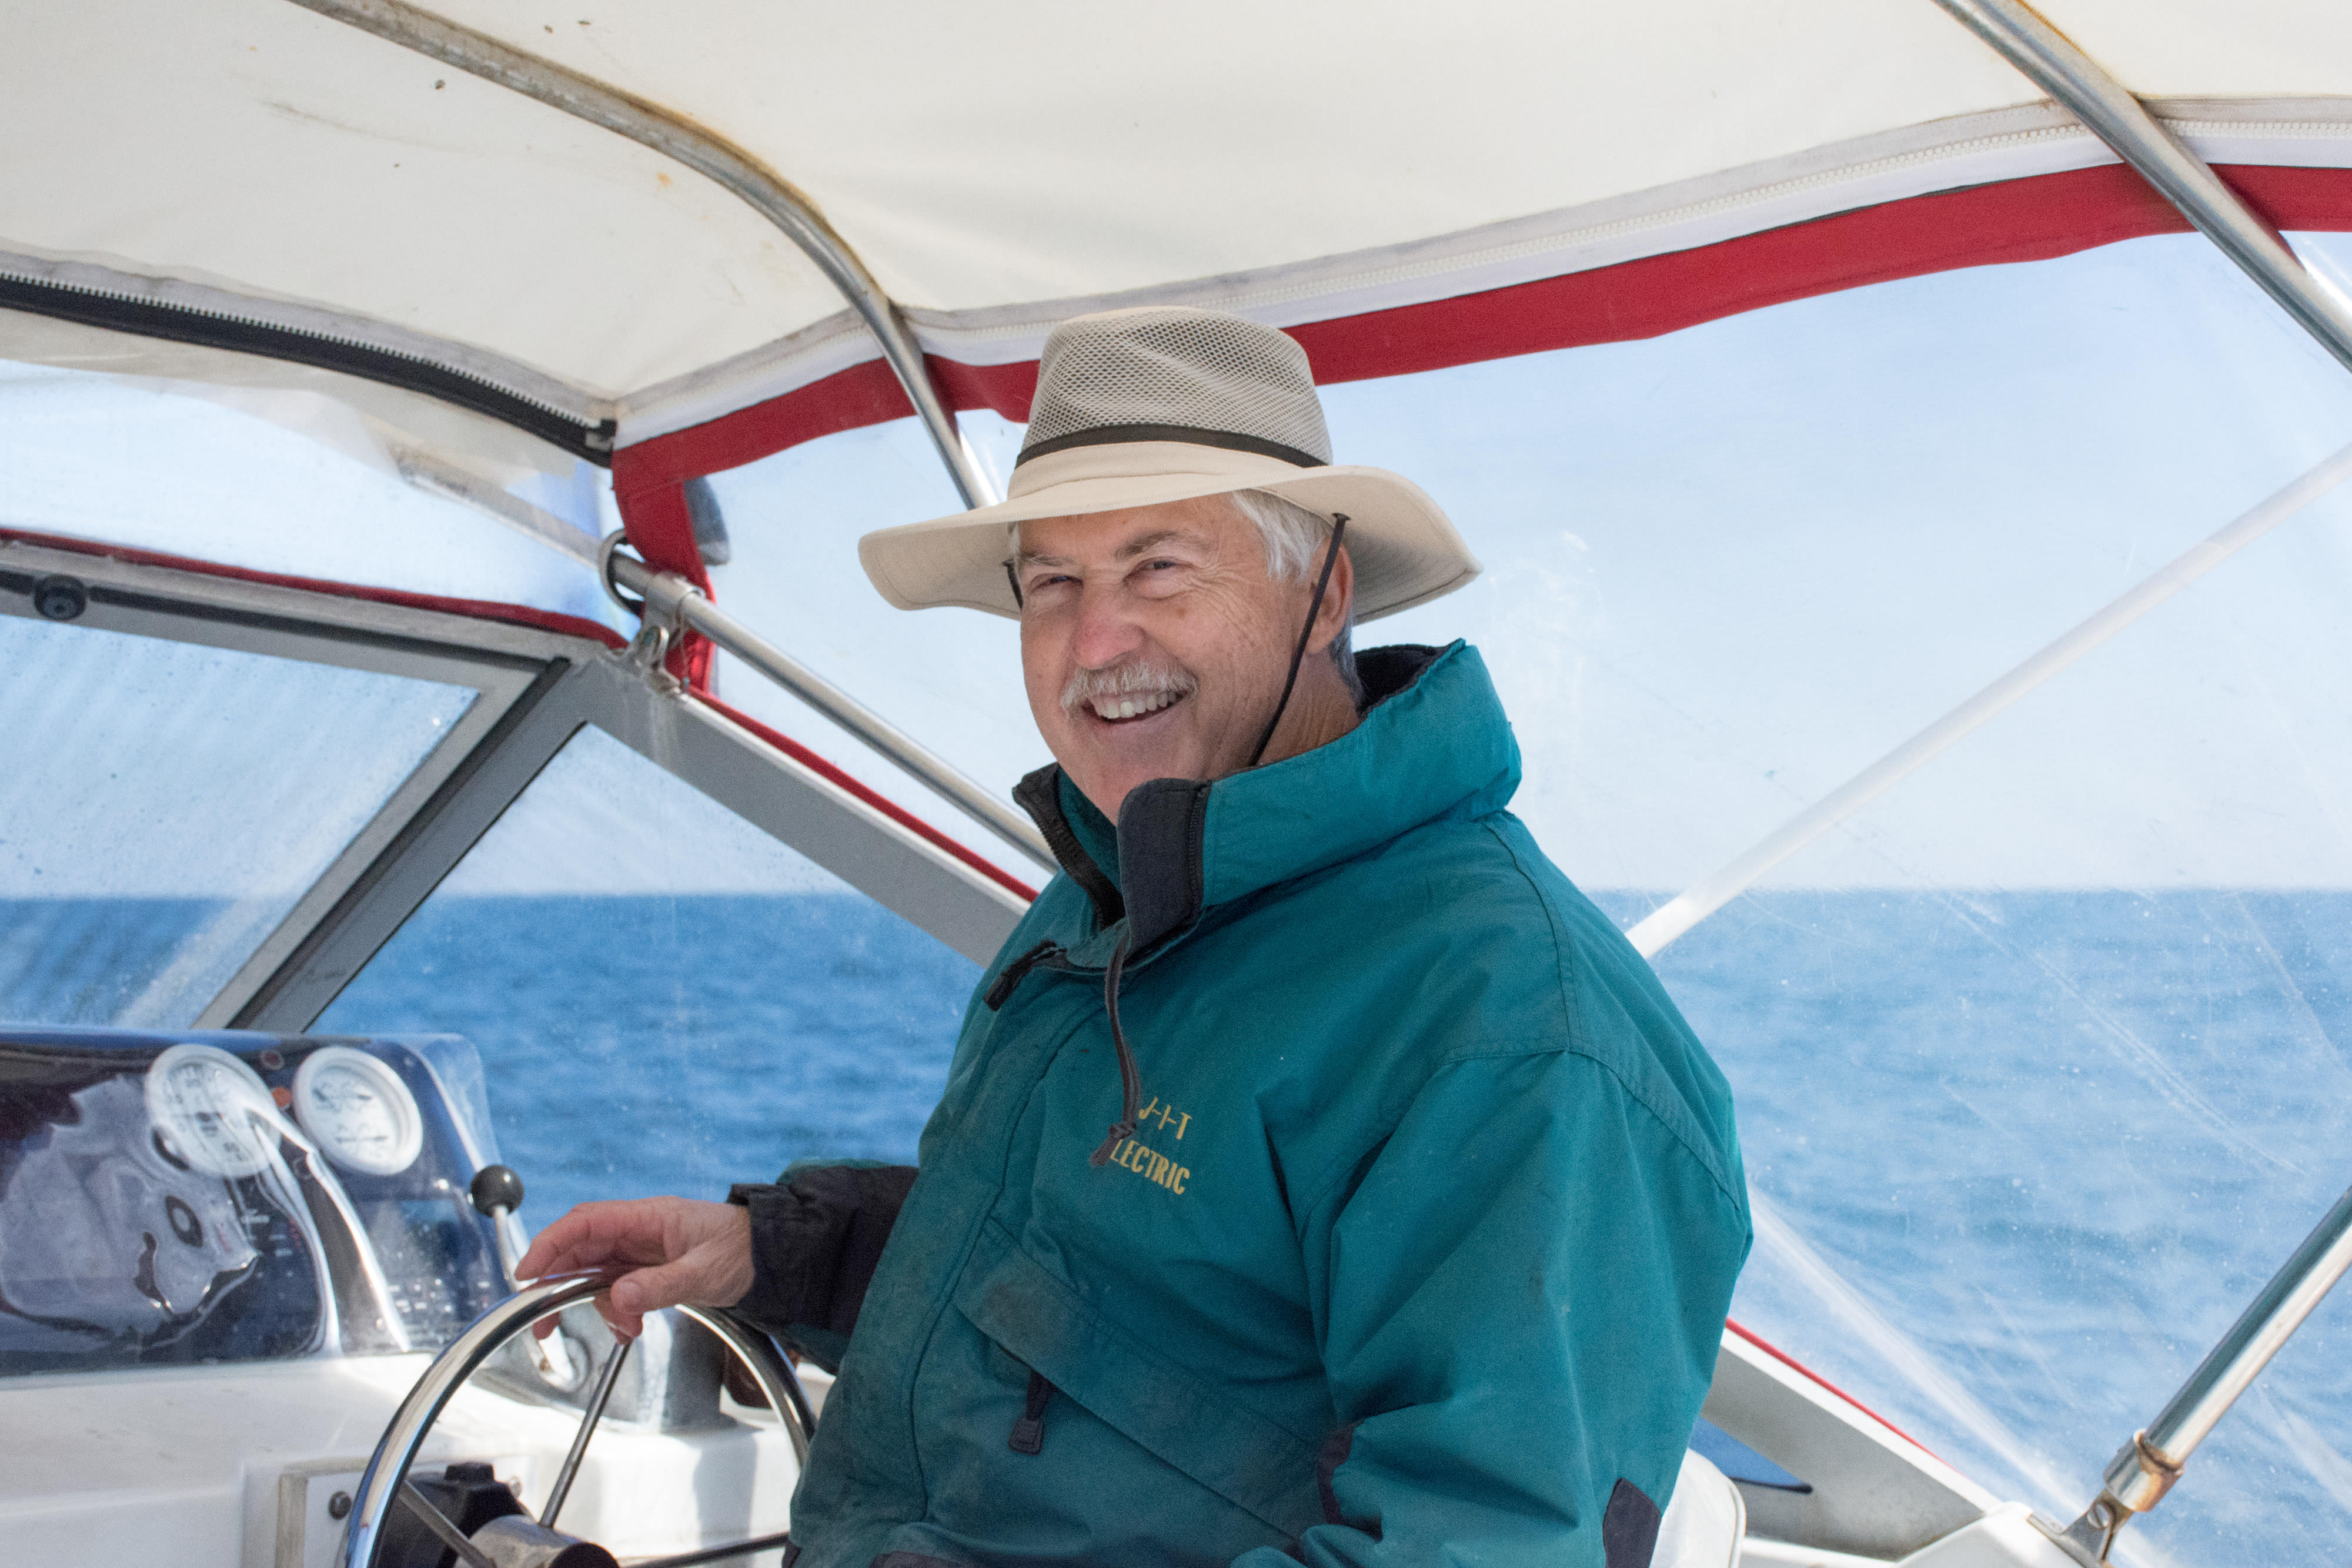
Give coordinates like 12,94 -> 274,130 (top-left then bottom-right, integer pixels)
292,1047 -> 423,1176
144,1044 -> 283,1178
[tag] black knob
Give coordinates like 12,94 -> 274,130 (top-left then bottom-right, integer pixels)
470,1164 -> 524,1217
33,574 -> 88,622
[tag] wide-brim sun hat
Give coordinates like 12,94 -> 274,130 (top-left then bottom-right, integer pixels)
857,306 -> 1482,620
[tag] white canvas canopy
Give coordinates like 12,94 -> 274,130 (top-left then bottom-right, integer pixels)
6,0 -> 2352,473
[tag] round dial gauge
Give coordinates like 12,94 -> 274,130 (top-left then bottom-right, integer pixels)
292,1047 -> 423,1176
145,1044 -> 282,1178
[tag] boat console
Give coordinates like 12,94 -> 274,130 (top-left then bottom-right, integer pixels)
0,1027 -> 507,1375
0,1026 -> 806,1568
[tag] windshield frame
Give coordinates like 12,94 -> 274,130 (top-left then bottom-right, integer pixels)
0,530 -> 1027,1034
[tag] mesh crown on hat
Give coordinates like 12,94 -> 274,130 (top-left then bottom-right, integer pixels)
1019,306 -> 1333,467
858,305 -> 1478,620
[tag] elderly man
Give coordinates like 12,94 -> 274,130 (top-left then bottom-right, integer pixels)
520,307 -> 1749,1568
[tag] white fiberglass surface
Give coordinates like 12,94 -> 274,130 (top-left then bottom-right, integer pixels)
0,615 -> 476,1029
0,360 -> 623,630
317,725 -> 979,1231
699,230 -> 2352,1564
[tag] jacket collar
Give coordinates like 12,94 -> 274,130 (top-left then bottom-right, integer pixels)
1013,640 -> 1521,958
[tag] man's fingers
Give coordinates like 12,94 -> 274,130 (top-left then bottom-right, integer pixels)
514,1200 -> 677,1281
595,1287 -> 644,1340
514,1241 -> 567,1282
608,1256 -> 705,1321
516,1241 -> 614,1281
514,1198 -> 746,1336
514,1207 -> 605,1281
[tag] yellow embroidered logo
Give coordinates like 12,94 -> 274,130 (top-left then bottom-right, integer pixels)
1109,1135 -> 1189,1194
1136,1095 -> 1191,1140
1107,1096 -> 1193,1193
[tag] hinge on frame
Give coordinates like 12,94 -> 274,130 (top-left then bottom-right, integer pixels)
601,529 -> 684,696
617,614 -> 683,696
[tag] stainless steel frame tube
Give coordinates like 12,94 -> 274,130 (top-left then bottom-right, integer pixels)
610,551 -> 1055,873
1928,0 -> 2352,379
284,0 -> 998,508
2107,1183 -> 2352,1512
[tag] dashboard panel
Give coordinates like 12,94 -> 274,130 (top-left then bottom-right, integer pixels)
0,1027 -> 508,1375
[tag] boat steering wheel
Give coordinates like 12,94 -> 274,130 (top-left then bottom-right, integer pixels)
338,1272 -> 818,1568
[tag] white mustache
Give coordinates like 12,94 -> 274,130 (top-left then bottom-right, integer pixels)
1061,661 -> 1198,716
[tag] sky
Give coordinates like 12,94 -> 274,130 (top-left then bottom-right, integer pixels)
6,229 -> 2352,900
707,230 -> 2352,896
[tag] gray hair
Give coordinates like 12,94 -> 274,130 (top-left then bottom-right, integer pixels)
1227,489 -> 1363,708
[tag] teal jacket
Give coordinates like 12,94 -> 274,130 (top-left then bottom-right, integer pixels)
766,641 -> 1749,1568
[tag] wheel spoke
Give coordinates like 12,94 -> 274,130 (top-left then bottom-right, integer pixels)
542,1335 -> 632,1529
398,1481 -> 499,1568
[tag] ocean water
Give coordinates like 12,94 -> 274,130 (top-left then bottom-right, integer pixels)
0,897 -> 225,1025
312,895 -> 983,1214
8,888 -> 2350,1565
1612,890 -> 2352,1567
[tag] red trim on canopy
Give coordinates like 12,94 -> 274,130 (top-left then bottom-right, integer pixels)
1725,1318 -> 1935,1458
610,475 -> 717,688
694,690 -> 1040,902
613,161 -> 2352,485
0,525 -> 627,648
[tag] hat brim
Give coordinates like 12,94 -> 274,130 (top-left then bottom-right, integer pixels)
857,440 -> 1481,620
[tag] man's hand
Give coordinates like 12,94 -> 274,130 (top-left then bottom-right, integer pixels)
515,1196 -> 754,1339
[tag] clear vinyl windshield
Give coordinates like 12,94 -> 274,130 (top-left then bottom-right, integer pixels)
691,230 -> 2352,1567
0,614 -> 477,1029
0,359 -> 622,629
318,724 -> 979,1228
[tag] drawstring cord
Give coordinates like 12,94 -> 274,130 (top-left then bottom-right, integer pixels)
1088,927 -> 1141,1166
1088,513 -> 1347,1169
1245,514 -> 1349,770
984,938 -> 1060,1011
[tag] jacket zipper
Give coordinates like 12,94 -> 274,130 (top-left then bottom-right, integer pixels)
1007,1369 -> 1055,1454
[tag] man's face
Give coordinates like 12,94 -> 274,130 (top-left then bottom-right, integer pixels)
1015,496 -> 1319,820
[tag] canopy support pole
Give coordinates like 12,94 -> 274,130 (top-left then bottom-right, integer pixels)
1626,436 -> 2352,957
2040,1183 -> 2352,1563
1927,0 -> 2352,378
606,543 -> 1056,872
283,0 -> 999,509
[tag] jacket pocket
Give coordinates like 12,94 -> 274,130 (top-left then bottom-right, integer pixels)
951,1219 -> 1323,1536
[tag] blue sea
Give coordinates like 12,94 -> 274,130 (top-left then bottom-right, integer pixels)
6,888 -> 2350,1566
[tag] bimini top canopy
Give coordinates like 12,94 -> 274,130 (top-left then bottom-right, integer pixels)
7,0 -> 2352,495
11,9 -> 2352,1565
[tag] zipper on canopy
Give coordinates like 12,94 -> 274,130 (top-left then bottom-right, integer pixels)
0,268 -> 615,464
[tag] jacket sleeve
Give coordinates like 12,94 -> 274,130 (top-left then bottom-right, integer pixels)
1235,1047 -> 1749,1568
726,1159 -> 918,1373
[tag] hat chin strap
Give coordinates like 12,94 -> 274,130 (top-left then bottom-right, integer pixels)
1245,514 -> 1349,770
